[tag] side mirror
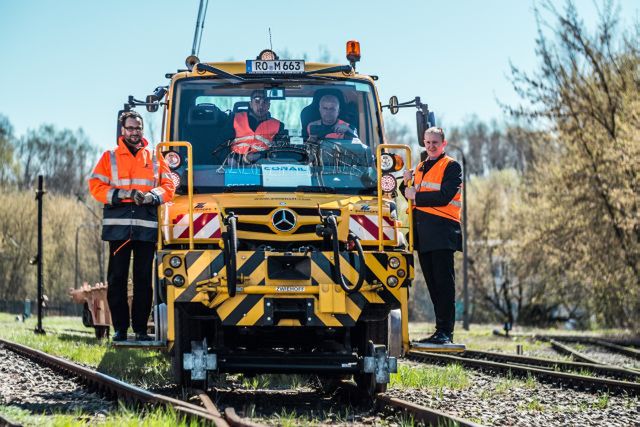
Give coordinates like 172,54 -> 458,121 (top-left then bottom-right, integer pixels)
416,111 -> 426,147
388,96 -> 399,115
146,95 -> 159,113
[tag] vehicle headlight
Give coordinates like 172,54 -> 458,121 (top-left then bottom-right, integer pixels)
380,153 -> 395,172
164,151 -> 182,169
169,256 -> 182,268
172,275 -> 186,287
388,256 -> 400,269
164,268 -> 174,277
386,276 -> 399,288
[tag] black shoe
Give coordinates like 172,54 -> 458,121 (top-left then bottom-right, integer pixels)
135,333 -> 153,342
425,331 -> 453,345
112,330 -> 128,342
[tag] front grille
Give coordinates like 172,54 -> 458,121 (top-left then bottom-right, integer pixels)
225,207 -> 341,217
236,222 -> 273,233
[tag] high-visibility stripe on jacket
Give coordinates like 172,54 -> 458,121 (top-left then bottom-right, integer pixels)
412,155 -> 462,223
88,137 -> 175,242
231,112 -> 281,154
307,119 -> 353,139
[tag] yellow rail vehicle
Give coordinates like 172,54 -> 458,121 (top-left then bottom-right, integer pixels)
141,44 -> 434,394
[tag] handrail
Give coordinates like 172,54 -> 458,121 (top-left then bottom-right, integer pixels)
157,141 -> 194,250
375,144 -> 413,252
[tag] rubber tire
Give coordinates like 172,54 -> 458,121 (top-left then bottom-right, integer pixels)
171,306 -> 204,388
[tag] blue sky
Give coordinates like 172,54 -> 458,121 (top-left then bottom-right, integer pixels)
1,0 -> 637,151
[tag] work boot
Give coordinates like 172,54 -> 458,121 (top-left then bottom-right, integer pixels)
135,333 -> 153,342
420,330 -> 453,345
112,330 -> 128,342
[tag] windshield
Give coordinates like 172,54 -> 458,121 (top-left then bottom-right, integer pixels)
170,79 -> 381,194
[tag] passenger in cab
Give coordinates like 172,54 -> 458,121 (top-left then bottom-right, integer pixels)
306,95 -> 358,143
229,89 -> 284,158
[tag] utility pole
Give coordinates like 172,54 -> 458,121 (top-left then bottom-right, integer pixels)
447,146 -> 470,331
34,175 -> 46,335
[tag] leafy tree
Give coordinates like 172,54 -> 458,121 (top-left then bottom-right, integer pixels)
0,115 -> 17,186
509,0 -> 639,328
16,125 -> 98,195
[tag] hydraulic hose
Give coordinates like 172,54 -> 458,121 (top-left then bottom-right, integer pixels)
223,214 -> 238,297
326,215 -> 365,294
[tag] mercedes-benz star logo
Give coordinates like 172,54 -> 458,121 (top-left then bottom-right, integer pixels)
272,209 -> 297,232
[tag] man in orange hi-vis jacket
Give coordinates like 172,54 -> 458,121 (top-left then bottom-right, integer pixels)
402,127 -> 462,345
89,111 -> 175,342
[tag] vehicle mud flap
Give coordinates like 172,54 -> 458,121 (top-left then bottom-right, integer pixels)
387,309 -> 403,357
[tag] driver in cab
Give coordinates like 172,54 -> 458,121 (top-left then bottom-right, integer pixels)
307,95 -> 357,143
229,89 -> 285,162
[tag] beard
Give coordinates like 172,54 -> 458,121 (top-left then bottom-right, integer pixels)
124,135 -> 143,148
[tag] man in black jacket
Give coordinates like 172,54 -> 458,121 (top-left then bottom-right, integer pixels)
402,127 -> 462,344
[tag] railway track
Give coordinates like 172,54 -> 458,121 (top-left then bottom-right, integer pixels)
0,337 -> 482,426
462,348 -> 640,381
407,349 -> 640,395
0,338 -> 259,427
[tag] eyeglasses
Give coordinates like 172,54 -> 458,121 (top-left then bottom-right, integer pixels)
123,126 -> 143,132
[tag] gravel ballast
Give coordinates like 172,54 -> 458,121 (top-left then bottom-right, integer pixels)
388,360 -> 639,426
0,345 -> 115,423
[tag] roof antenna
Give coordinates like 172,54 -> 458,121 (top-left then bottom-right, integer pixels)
268,27 -> 273,51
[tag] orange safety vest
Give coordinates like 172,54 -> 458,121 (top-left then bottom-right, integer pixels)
88,137 -> 176,241
307,119 -> 352,139
231,112 -> 281,154
412,155 -> 462,223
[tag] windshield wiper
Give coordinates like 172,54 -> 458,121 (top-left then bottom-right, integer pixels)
196,63 -> 245,82
304,65 -> 353,76
295,185 -> 336,194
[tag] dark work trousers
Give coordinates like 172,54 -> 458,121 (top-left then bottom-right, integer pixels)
418,250 -> 456,334
107,240 -> 156,334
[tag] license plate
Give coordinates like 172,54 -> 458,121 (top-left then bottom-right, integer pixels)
246,60 -> 305,74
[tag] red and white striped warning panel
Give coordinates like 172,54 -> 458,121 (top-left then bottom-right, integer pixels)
172,213 -> 221,239
349,215 -> 395,241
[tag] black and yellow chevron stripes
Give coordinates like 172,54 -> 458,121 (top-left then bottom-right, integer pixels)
160,249 -> 413,327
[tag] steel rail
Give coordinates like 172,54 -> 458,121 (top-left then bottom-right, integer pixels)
375,393 -> 485,427
0,338 -> 227,426
591,340 -> 640,360
332,380 -> 484,427
532,334 -> 640,348
407,350 -> 640,395
549,339 -> 602,364
0,412 -> 22,427
462,349 -> 640,381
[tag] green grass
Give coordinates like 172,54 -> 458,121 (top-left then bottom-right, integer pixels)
518,397 -> 544,412
0,313 -> 176,425
593,393 -> 609,410
0,313 -> 171,388
409,322 -> 634,355
0,403 -> 201,427
390,363 -> 470,390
